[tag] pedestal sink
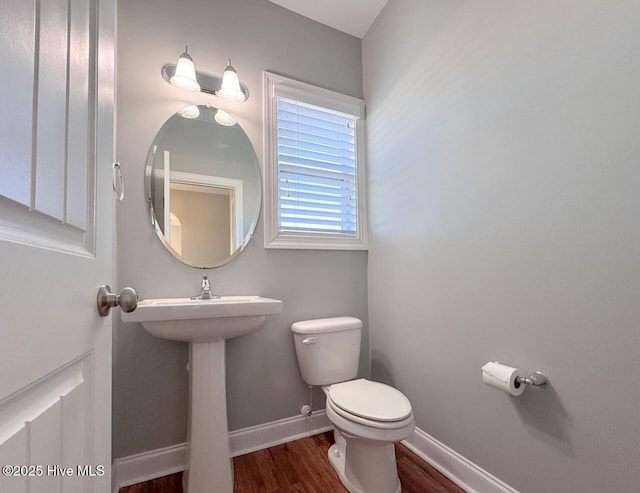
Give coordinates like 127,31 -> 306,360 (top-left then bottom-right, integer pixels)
121,296 -> 283,493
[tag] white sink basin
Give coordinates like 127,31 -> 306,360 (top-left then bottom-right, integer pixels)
121,295 -> 283,343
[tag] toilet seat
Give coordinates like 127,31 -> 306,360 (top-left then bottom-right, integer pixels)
327,398 -> 415,431
327,379 -> 413,429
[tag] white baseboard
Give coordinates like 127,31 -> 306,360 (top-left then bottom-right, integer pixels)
402,427 -> 519,493
229,409 -> 332,457
112,413 -> 517,493
111,410 -> 331,493
111,441 -> 187,493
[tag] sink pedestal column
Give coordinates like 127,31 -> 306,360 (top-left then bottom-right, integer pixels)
186,340 -> 233,493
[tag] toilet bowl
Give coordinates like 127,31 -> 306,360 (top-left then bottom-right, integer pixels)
291,317 -> 415,493
323,379 -> 415,493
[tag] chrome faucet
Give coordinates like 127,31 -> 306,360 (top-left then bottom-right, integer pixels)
191,275 -> 220,300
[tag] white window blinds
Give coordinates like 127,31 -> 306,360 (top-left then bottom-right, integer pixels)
263,71 -> 367,250
276,96 -> 358,236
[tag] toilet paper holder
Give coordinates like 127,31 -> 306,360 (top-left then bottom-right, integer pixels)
492,361 -> 548,388
515,371 -> 548,388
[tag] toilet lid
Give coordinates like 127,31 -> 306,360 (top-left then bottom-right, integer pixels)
329,379 -> 412,422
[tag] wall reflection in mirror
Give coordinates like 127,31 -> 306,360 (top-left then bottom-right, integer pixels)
146,105 -> 261,268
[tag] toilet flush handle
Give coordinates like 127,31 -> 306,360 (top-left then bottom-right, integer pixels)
301,337 -> 317,345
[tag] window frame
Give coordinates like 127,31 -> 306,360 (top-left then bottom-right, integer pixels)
262,71 -> 368,250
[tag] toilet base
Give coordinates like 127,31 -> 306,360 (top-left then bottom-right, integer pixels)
327,430 -> 402,493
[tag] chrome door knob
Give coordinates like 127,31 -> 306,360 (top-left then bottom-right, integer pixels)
97,285 -> 138,317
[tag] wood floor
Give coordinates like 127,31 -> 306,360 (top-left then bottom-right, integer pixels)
120,431 -> 466,493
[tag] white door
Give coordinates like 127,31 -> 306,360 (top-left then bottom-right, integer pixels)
0,0 -> 115,492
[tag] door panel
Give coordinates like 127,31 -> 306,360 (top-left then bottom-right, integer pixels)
0,0 -> 115,491
0,0 -> 95,253
0,356 -> 90,492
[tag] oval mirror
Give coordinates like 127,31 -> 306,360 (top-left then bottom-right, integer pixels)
145,105 -> 261,268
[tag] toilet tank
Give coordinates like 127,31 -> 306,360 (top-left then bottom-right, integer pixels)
291,317 -> 362,386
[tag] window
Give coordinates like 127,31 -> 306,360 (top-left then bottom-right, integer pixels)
263,71 -> 367,250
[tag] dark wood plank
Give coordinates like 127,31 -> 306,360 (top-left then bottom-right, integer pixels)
395,442 -> 466,493
276,432 -> 346,493
119,431 -> 465,493
119,471 -> 183,493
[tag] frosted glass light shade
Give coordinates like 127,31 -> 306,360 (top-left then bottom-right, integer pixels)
178,105 -> 200,119
170,49 -> 200,93
216,60 -> 245,103
214,109 -> 236,126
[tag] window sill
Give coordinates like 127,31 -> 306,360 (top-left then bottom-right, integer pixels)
264,232 -> 368,251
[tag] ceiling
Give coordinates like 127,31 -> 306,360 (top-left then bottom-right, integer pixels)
266,0 -> 388,39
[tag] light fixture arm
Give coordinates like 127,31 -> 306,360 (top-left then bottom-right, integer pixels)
161,64 -> 250,101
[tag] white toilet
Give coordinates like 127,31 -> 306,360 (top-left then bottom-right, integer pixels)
291,317 -> 415,493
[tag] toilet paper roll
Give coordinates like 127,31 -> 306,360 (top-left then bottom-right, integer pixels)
481,361 -> 525,396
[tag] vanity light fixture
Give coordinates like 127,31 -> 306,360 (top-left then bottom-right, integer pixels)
162,48 -> 250,102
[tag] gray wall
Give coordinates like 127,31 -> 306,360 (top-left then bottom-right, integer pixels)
114,0 -> 367,459
363,1 -> 640,492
